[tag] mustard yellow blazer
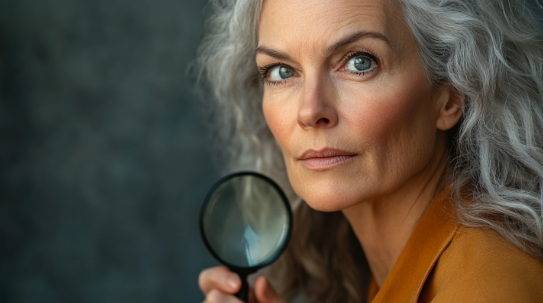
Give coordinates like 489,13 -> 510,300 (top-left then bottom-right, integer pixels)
367,189 -> 543,303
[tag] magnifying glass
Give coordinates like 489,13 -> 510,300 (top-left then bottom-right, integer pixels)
200,172 -> 292,302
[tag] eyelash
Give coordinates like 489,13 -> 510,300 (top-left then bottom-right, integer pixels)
258,50 -> 380,86
341,50 -> 380,76
258,63 -> 288,86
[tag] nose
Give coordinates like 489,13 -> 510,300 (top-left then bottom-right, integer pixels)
297,76 -> 338,129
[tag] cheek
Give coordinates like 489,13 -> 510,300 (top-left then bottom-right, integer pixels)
339,81 -> 425,149
262,91 -> 299,152
338,78 -> 438,189
262,98 -> 284,146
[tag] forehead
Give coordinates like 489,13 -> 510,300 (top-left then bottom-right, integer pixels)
258,0 -> 405,50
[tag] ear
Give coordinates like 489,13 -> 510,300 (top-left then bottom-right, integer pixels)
436,86 -> 464,131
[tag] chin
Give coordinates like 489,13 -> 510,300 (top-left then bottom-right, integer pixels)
304,198 -> 347,212
293,179 -> 362,212
286,162 -> 378,212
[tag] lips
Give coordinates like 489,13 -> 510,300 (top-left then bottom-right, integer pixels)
298,148 -> 357,171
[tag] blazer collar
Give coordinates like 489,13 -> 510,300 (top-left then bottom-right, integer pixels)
368,188 -> 461,303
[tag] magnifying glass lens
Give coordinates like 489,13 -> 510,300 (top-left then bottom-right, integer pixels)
202,175 -> 290,268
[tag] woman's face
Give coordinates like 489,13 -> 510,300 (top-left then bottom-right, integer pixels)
258,0 -> 457,211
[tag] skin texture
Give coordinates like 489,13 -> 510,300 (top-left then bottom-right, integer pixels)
199,0 -> 463,301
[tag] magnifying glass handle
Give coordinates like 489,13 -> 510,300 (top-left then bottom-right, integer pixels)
235,272 -> 249,302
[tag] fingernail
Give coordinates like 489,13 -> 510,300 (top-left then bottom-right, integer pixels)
227,275 -> 239,289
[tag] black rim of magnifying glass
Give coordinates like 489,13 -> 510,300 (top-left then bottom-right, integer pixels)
199,171 -> 293,275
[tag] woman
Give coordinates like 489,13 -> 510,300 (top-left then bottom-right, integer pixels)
197,0 -> 543,302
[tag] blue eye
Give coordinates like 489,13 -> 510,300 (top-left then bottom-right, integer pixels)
347,56 -> 372,72
269,66 -> 295,81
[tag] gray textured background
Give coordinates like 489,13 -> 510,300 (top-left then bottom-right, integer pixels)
0,0 -> 222,302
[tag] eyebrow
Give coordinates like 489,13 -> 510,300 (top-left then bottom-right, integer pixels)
255,30 -> 390,60
324,31 -> 390,55
255,46 -> 292,61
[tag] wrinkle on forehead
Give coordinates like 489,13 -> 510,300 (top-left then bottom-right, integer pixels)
258,0 -> 406,57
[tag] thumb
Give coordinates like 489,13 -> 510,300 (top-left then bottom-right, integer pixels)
253,276 -> 286,303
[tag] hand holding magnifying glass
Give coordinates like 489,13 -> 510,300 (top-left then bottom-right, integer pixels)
200,172 -> 293,302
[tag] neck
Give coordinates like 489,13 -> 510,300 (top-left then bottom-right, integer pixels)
342,137 -> 450,288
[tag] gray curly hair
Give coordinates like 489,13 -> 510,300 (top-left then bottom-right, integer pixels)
197,0 -> 543,302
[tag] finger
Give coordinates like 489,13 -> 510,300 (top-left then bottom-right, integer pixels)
199,266 -> 241,295
204,289 -> 244,303
248,287 -> 257,303
253,276 -> 286,303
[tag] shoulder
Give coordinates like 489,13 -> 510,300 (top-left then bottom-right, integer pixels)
420,225 -> 543,303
